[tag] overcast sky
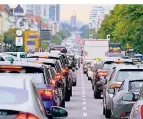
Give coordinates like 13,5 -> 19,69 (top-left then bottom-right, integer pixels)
9,4 -> 114,23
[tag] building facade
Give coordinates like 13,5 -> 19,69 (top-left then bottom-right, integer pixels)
70,15 -> 76,27
49,4 -> 60,22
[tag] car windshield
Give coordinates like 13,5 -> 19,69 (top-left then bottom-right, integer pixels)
116,71 -> 143,82
128,81 -> 143,92
0,87 -> 28,104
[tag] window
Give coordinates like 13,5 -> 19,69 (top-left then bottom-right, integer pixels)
0,57 -> 4,61
118,81 -> 125,91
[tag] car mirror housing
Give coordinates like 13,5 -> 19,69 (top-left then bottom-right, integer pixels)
50,106 -> 68,118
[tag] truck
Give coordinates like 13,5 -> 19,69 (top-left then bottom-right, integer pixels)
83,39 -> 109,60
108,43 -> 125,58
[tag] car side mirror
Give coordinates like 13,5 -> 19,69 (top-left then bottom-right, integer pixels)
107,88 -> 115,94
122,93 -> 138,101
50,106 -> 68,118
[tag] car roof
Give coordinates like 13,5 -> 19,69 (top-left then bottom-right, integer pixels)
0,61 -> 44,68
0,75 -> 31,89
27,58 -> 56,64
112,64 -> 141,70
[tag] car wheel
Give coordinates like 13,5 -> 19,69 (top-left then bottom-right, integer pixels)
72,81 -> 77,86
70,86 -> 72,96
105,108 -> 111,118
88,77 -> 91,80
103,107 -> 105,115
83,71 -> 86,74
94,86 -> 101,99
65,89 -> 70,101
92,84 -> 94,90
61,99 -> 65,108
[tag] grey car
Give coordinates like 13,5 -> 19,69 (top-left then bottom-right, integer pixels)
103,64 -> 143,118
111,77 -> 142,119
129,85 -> 143,119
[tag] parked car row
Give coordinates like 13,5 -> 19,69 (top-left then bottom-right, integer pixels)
83,56 -> 143,119
0,46 -> 80,119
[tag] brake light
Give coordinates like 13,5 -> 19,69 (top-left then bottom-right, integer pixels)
98,72 -> 108,76
120,112 -> 127,118
0,66 -> 22,69
55,73 -> 62,80
49,79 -> 56,86
15,112 -> 39,119
39,56 -> 48,58
110,83 -> 121,88
141,105 -> 143,119
61,68 -> 68,74
37,89 -> 53,100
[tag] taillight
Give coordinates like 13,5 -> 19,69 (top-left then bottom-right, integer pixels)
61,68 -> 68,74
110,83 -> 121,88
97,72 -> 108,77
55,73 -> 63,80
120,112 -> 127,118
49,79 -> 56,86
38,89 -> 53,100
141,105 -> 143,118
15,112 -> 39,119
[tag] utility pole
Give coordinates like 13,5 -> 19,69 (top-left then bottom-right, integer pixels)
39,21 -> 42,49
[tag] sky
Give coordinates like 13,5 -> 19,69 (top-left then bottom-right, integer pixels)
9,4 -> 114,23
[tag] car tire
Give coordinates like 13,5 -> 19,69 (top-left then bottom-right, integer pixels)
70,86 -> 72,96
83,71 -> 86,74
61,98 -> 65,108
103,107 -> 105,115
72,81 -> 77,86
92,85 -> 94,90
105,108 -> 111,118
94,90 -> 101,99
88,77 -> 91,80
65,89 -> 70,101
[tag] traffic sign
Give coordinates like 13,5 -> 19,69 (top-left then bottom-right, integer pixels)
15,37 -> 23,46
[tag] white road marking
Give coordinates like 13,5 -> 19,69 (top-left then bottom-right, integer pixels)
82,92 -> 86,95
83,107 -> 87,110
82,94 -> 85,98
83,113 -> 87,117
82,98 -> 86,101
83,102 -> 86,105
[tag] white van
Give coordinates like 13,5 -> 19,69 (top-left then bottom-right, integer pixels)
5,52 -> 27,59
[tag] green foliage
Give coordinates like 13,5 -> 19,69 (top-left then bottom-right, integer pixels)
50,30 -> 70,45
97,4 -> 143,53
41,42 -> 48,49
0,34 -> 3,42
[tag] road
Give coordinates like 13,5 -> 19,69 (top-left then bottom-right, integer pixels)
65,67 -> 106,119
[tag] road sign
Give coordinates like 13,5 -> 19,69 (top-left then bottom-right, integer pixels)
15,37 -> 23,46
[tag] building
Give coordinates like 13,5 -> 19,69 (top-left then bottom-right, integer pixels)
49,4 -> 60,22
70,14 -> 76,27
89,5 -> 110,30
26,5 -> 49,19
0,5 -> 11,35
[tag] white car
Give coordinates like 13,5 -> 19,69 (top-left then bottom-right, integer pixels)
0,75 -> 68,119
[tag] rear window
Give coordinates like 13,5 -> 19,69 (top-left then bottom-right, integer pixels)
116,70 -> 143,82
109,53 -> 124,58
0,66 -> 44,73
129,81 -> 143,92
0,87 -> 28,104
20,53 -> 27,58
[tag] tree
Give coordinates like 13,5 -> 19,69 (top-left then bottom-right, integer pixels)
97,4 -> 143,52
0,34 -> 3,43
41,41 -> 48,49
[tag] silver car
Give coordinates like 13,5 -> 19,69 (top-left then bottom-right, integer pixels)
103,64 -> 143,118
129,85 -> 143,119
111,77 -> 142,119
0,75 -> 68,119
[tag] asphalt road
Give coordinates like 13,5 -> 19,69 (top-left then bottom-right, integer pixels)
65,67 -> 106,119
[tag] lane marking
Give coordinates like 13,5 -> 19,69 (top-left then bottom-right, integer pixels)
83,113 -> 87,117
82,95 -> 85,98
83,107 -> 87,110
82,92 -> 86,95
83,102 -> 86,105
82,98 -> 86,101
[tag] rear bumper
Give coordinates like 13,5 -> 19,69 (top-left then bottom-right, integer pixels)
43,100 -> 55,110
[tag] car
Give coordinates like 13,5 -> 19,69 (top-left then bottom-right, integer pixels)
129,85 -> 143,119
0,53 -> 19,61
26,58 -> 67,106
111,76 -> 142,119
28,52 -> 73,101
92,69 -> 109,99
0,61 -> 61,115
5,52 -> 27,59
49,45 -> 67,53
83,60 -> 91,74
103,64 -> 143,118
0,75 -> 68,119
130,58 -> 142,64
